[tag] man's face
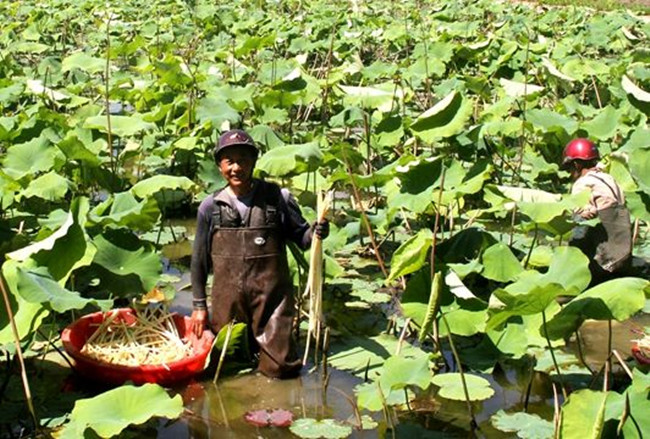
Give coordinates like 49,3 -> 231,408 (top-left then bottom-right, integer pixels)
218,145 -> 256,191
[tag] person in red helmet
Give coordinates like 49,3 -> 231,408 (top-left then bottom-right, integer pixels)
190,128 -> 329,378
562,138 -> 632,285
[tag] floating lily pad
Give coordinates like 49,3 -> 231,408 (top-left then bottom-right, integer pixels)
431,373 -> 494,401
289,418 -> 352,439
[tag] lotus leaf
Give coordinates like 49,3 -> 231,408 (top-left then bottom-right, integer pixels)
83,115 -> 156,137
92,233 -> 161,292
387,229 -> 433,281
130,175 -> 195,199
481,243 -> 524,283
491,410 -> 553,439
289,418 -> 352,439
61,52 -> 105,74
12,266 -> 111,313
545,277 -> 648,340
2,134 -> 61,180
57,383 -> 183,438
560,389 -> 607,439
256,142 -> 323,177
0,260 -> 50,344
431,372 -> 494,401
20,172 -> 71,201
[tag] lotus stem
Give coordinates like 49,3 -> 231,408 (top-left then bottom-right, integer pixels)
607,319 -> 613,388
104,10 -> 114,177
574,329 -> 594,375
0,273 -> 38,431
612,349 -> 633,380
440,312 -> 477,430
523,224 -> 538,269
542,310 -> 567,400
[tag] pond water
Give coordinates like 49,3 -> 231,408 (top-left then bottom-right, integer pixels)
149,222 -> 649,438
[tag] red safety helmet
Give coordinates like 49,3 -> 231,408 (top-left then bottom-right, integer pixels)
213,129 -> 258,161
562,138 -> 599,166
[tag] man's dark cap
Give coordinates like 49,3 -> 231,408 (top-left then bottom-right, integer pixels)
213,129 -> 258,161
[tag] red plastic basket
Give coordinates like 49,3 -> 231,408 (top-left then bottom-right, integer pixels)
61,308 -> 214,386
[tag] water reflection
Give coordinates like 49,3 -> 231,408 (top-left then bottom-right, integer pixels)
161,369 -> 376,438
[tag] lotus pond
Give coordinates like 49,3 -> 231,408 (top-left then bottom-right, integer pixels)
2,0 -> 650,437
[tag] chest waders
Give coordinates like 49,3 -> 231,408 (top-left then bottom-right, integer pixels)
209,182 -> 301,378
570,175 -> 632,284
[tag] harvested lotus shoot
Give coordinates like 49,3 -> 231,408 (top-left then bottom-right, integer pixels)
81,304 -> 193,367
303,191 -> 332,365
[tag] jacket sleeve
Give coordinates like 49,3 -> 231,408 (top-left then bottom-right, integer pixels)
280,188 -> 312,250
190,198 -> 213,307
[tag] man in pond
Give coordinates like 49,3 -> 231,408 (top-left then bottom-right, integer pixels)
190,128 -> 329,378
563,138 -> 632,285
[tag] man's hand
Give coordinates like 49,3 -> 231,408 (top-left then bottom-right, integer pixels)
313,219 -> 329,240
190,309 -> 207,338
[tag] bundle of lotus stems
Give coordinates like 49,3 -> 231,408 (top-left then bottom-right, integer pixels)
81,304 -> 193,368
302,191 -> 332,365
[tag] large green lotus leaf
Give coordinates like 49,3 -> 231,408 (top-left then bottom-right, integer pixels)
562,59 -> 610,81
289,418 -> 352,439
2,135 -> 60,180
481,243 -> 523,283
90,192 -> 160,230
387,229 -> 432,282
256,142 -> 323,177
487,283 -> 566,331
434,159 -> 493,205
580,106 -> 621,141
491,410 -> 553,439
500,185 -> 560,203
526,108 -> 578,135
130,175 -> 195,199
11,42 -> 50,53
61,52 -> 105,74
56,134 -> 101,166
31,198 -> 96,282
249,124 -> 285,150
328,334 -> 427,378
542,246 -> 590,295
439,297 -> 488,337
619,127 -> 650,155
532,348 -> 583,375
411,92 -> 474,141
431,373 -> 494,401
380,355 -> 432,392
542,57 -> 576,82
83,115 -> 156,137
7,198 -> 95,283
26,79 -> 68,102
92,234 -> 161,292
622,75 -> 650,103
355,354 -> 431,412
13,266 -> 111,313
499,78 -> 544,97
612,369 -> 650,437
20,171 -> 71,201
628,147 -> 650,194
339,84 -> 401,112
559,390 -> 607,439
544,277 -> 648,339
355,380 -> 408,411
0,260 -> 49,344
404,57 -> 446,82
57,383 -> 183,438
